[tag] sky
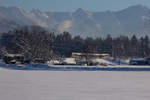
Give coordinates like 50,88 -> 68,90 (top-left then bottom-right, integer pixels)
0,0 -> 150,12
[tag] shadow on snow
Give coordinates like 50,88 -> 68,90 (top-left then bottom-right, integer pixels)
1,63 -> 150,71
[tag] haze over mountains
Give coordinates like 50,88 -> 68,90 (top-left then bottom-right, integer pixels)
0,5 -> 150,37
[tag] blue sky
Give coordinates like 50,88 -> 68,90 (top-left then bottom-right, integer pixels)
0,0 -> 149,11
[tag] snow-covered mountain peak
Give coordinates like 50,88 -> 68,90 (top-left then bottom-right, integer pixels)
122,4 -> 149,12
129,4 -> 148,9
31,8 -> 49,18
0,5 -> 150,37
75,8 -> 88,13
31,8 -> 42,13
73,8 -> 93,18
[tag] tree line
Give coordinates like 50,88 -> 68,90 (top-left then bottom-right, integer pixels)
0,25 -> 150,61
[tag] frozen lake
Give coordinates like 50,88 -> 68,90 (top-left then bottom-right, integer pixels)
0,68 -> 150,100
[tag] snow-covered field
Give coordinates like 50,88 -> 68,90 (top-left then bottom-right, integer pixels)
0,68 -> 150,100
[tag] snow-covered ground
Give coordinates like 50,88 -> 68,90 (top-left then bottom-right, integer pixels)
0,68 -> 150,100
1,60 -> 150,71
61,58 -> 129,65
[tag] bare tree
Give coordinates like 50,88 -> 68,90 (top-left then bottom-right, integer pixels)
82,40 -> 96,66
13,26 -> 53,61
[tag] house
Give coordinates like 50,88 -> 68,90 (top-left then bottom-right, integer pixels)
3,53 -> 31,64
71,52 -> 110,66
72,52 -> 110,59
3,54 -> 25,64
32,58 -> 46,64
129,58 -> 150,65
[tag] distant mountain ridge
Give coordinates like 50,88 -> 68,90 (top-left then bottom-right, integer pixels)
0,5 -> 150,37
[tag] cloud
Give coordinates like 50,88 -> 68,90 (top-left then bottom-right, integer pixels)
58,20 -> 72,32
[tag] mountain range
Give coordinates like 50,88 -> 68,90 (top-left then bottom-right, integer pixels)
0,5 -> 150,37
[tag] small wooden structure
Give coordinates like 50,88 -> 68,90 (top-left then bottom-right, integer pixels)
72,52 -> 110,59
3,54 -> 25,64
32,58 -> 46,64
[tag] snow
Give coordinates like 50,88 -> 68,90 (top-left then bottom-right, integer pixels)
63,58 -> 76,64
0,58 -> 150,99
60,58 -> 122,66
1,59 -> 150,71
92,58 -> 114,65
0,68 -> 150,100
